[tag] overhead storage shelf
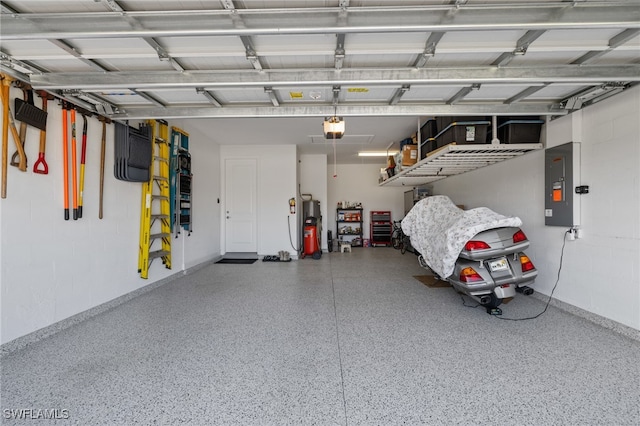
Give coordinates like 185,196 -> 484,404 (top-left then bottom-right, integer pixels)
379,143 -> 543,187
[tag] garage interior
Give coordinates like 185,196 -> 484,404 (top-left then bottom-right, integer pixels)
1,1 -> 639,424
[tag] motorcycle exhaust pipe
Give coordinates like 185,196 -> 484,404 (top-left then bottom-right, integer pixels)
516,286 -> 534,296
469,294 -> 492,305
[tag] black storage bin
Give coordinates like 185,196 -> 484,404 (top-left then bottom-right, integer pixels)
436,116 -> 488,133
434,120 -> 490,148
497,115 -> 541,126
498,119 -> 544,144
419,137 -> 437,159
420,119 -> 437,142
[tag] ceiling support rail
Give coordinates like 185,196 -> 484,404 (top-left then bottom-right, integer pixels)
26,65 -> 640,91
572,28 -> 640,65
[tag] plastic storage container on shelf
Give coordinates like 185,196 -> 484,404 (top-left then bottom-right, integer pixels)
434,120 -> 491,149
420,119 -> 438,140
436,116 -> 487,133
420,137 -> 437,160
498,119 -> 545,144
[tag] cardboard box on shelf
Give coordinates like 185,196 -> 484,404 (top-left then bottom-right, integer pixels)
402,144 -> 418,166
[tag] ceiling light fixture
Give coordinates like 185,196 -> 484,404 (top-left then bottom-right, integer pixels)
323,107 -> 345,139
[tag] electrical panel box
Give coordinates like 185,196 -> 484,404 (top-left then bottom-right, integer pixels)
545,142 -> 580,227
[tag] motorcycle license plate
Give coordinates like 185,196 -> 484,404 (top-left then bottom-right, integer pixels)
488,257 -> 509,272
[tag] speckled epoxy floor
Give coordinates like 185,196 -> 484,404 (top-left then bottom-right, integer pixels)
1,248 -> 639,425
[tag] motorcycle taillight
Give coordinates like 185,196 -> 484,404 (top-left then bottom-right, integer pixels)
513,230 -> 528,243
464,240 -> 490,251
520,254 -> 535,272
460,267 -> 483,282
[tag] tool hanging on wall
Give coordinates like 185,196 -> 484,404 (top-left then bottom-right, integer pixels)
32,91 -> 53,175
10,84 -> 29,168
70,108 -> 79,220
98,116 -> 111,219
14,82 -> 47,132
1,76 -> 27,173
10,80 -> 47,170
61,101 -> 70,220
1,74 -> 28,199
1,75 -> 9,199
77,109 -> 91,218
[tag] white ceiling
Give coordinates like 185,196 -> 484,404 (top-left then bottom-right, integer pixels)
1,0 -> 639,163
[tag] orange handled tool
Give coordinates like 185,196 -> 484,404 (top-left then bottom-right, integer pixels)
62,102 -> 69,220
1,77 -> 8,199
70,108 -> 78,220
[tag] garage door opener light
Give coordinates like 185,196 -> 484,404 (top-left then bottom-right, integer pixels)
323,115 -> 345,139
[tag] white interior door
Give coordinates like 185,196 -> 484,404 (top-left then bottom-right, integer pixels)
224,158 -> 257,253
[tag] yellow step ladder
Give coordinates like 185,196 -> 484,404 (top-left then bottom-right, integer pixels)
138,119 -> 171,279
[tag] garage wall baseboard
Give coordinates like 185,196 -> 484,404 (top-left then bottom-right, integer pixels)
531,292 -> 640,342
0,258 -> 219,357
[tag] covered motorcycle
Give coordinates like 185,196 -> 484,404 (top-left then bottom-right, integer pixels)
402,195 -> 537,312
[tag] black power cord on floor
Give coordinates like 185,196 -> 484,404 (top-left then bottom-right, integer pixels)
459,293 -> 480,309
457,228 -> 571,320
492,228 -> 571,321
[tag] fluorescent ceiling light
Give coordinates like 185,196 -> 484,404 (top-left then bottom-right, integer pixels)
358,151 -> 399,157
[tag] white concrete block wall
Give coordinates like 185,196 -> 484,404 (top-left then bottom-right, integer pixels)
432,86 -> 640,330
0,92 -> 221,345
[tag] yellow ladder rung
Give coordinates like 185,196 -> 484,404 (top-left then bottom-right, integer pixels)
149,250 -> 170,260
150,232 -> 171,240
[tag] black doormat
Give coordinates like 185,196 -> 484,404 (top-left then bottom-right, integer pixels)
215,258 -> 257,264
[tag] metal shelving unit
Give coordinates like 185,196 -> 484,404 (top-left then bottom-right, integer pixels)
379,142 -> 543,187
336,208 -> 363,247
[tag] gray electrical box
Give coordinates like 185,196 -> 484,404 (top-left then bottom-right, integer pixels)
545,142 -> 580,227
